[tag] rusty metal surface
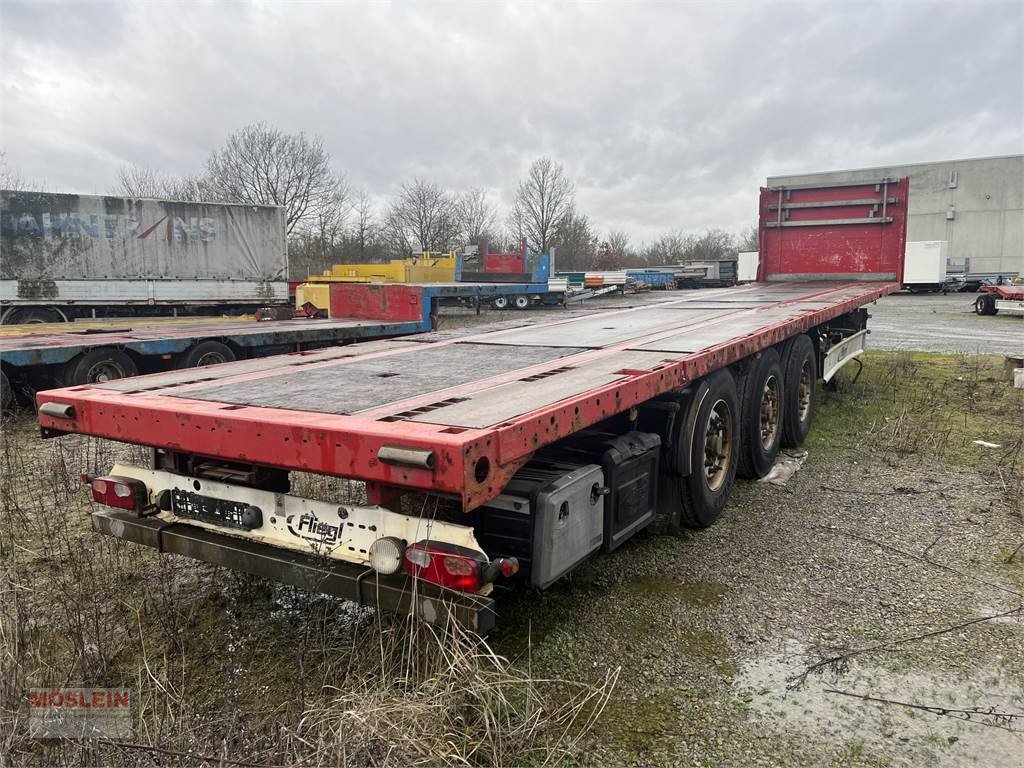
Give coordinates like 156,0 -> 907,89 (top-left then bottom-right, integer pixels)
174,342 -> 587,415
36,280 -> 895,511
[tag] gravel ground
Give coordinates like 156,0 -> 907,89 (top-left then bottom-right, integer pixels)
490,446 -> 1023,766
483,346 -> 1024,766
868,292 -> 1024,356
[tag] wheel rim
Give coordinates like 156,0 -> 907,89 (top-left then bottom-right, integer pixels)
797,362 -> 812,421
759,374 -> 780,450
703,398 -> 733,492
195,351 -> 227,366
515,296 -> 529,308
86,361 -> 127,383
494,297 -> 508,309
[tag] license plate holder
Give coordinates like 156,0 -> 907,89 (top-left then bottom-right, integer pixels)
171,489 -> 261,531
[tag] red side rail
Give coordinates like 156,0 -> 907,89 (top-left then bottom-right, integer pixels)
758,177 -> 909,283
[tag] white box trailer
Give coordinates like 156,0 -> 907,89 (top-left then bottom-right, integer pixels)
738,251 -> 759,282
1,191 -> 288,323
902,240 -> 949,292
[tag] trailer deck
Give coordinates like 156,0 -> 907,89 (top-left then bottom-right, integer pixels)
0,315 -> 427,368
38,279 -> 894,510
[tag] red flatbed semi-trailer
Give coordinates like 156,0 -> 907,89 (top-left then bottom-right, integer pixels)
36,179 -> 909,631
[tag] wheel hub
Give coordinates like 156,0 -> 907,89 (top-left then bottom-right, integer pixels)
759,375 -> 780,449
703,398 -> 733,491
797,362 -> 812,421
196,352 -> 227,367
88,362 -> 125,383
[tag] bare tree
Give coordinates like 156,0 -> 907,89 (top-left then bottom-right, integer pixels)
687,228 -> 737,261
456,188 -> 497,245
349,189 -> 379,259
509,158 -> 575,254
643,232 -> 690,264
202,123 -> 347,236
606,230 -> 633,265
551,208 -> 597,271
737,224 -> 759,253
383,179 -> 458,256
0,151 -> 43,191
114,164 -> 205,201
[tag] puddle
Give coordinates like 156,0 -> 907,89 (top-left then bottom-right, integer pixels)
735,639 -> 1024,767
597,690 -> 682,754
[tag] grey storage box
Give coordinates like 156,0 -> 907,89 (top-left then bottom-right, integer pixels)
476,460 -> 605,589
541,430 -> 660,552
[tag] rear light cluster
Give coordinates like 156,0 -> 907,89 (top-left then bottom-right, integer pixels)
402,540 -> 518,593
369,537 -> 519,593
82,474 -> 147,511
405,541 -> 487,592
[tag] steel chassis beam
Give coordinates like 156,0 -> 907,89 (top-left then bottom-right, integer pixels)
91,508 -> 496,632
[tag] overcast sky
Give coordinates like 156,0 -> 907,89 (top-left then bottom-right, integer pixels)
1,0 -> 1021,242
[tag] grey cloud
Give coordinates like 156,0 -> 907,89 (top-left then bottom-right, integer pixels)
1,0 -> 1020,241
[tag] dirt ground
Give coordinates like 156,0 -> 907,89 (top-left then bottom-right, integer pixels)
1,296 -> 1022,767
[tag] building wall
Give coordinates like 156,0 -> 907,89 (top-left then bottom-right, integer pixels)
768,155 -> 1023,277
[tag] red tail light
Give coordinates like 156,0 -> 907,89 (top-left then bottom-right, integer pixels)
404,541 -> 488,592
84,474 -> 147,511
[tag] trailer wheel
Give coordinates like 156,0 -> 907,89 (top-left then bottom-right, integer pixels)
513,295 -> 531,310
4,307 -> 66,324
974,294 -> 998,316
1,370 -> 13,411
674,369 -> 740,528
64,348 -> 138,385
736,348 -> 784,479
780,334 -> 817,448
179,340 -> 236,368
492,296 -> 510,310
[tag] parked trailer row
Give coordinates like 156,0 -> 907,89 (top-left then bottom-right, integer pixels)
0,280 -> 590,409
36,179 -> 910,632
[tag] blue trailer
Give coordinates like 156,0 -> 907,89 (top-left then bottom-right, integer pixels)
626,270 -> 677,289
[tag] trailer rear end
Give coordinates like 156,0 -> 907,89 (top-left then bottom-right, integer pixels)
36,179 -> 909,631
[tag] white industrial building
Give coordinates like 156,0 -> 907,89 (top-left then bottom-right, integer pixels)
768,155 -> 1023,278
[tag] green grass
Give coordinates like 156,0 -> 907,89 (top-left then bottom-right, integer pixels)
810,351 -> 1023,471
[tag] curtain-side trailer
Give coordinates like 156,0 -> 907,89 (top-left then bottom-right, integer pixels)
36,179 -> 909,632
1,191 -> 288,324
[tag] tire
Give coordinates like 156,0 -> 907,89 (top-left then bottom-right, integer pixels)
64,348 -> 138,385
3,307 -> 66,324
513,294 -> 531,310
736,348 -> 784,479
178,340 -> 236,369
670,369 -> 741,529
974,295 -> 998,316
492,296 -> 509,310
780,334 -> 817,448
1,370 -> 13,411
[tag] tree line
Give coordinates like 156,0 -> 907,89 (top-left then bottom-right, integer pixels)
14,125 -> 759,279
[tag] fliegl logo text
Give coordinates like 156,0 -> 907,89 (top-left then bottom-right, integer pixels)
286,512 -> 342,549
